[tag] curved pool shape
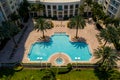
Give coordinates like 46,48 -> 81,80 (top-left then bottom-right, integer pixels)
28,33 -> 91,61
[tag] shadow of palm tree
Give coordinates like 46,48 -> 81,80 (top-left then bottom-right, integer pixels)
70,42 -> 87,49
37,38 -> 53,48
94,67 -> 113,80
70,37 -> 87,49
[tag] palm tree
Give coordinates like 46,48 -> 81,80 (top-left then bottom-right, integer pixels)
34,18 -> 53,39
79,5 -> 84,16
9,13 -> 20,25
0,26 -> 8,43
94,46 -> 120,71
98,28 -> 111,47
112,18 -> 120,27
68,15 -> 86,38
99,26 -> 120,49
91,2 -> 103,22
2,21 -> 20,47
18,0 -> 29,22
35,4 -> 44,16
84,0 -> 93,17
41,70 -> 56,80
29,3 -> 44,17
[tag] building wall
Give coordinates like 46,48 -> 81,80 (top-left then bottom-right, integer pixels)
28,0 -> 83,20
0,0 -> 21,18
103,0 -> 120,18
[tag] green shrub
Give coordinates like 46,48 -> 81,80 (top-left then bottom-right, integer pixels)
13,63 -> 23,71
109,70 -> 120,80
41,70 -> 56,80
67,63 -> 72,70
51,67 -> 70,74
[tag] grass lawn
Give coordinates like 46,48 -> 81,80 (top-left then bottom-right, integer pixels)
0,68 -> 99,80
57,69 -> 99,80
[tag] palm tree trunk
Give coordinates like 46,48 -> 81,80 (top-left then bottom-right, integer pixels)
42,31 -> 45,38
75,26 -> 78,38
103,40 -> 107,47
12,37 -> 17,47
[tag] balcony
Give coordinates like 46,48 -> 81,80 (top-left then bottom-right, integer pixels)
108,7 -> 117,15
0,0 -> 6,3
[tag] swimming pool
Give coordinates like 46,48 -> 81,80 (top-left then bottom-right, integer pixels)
28,33 -> 91,62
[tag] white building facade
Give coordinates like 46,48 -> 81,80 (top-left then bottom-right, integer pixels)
103,0 -> 120,18
0,0 -> 21,21
28,0 -> 83,20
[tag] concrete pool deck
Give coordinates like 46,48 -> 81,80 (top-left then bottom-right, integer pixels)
0,18 -> 118,67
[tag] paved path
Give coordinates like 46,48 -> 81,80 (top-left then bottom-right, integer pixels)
0,19 -> 33,63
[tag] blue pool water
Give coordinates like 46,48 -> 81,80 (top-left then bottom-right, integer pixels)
28,33 -> 91,61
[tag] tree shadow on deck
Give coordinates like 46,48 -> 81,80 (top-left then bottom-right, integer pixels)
70,37 -> 87,49
37,38 -> 53,48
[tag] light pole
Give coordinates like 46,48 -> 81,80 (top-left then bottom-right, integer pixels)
37,57 -> 43,69
75,57 -> 80,70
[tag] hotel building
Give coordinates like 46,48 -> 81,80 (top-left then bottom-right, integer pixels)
0,0 -> 22,25
28,0 -> 84,20
103,0 -> 120,18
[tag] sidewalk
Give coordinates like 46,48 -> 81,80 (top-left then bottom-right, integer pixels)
0,18 -> 33,63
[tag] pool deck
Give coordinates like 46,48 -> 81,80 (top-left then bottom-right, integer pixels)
0,18 -> 119,67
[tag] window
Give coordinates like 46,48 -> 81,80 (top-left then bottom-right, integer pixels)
58,5 -> 62,10
11,5 -> 14,9
53,5 -> 56,10
53,11 -> 57,15
64,5 -> 68,9
70,10 -> 73,14
75,9 -> 78,15
111,6 -> 113,10
75,4 -> 79,8
64,11 -> 68,15
47,5 -> 51,9
70,5 -> 73,9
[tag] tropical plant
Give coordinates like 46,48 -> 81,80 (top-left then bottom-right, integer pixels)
0,26 -> 8,42
84,0 -> 93,17
2,21 -> 20,47
29,3 -> 44,16
94,46 -> 120,71
34,18 -> 53,38
79,5 -> 84,16
91,2 -> 104,22
68,15 -> 86,38
98,25 -> 120,49
18,0 -> 30,22
41,70 -> 56,80
9,13 -> 20,25
112,18 -> 120,27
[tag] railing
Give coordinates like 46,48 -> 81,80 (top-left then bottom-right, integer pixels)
22,63 -> 51,68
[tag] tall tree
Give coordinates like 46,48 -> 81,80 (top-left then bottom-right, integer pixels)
68,15 -> 86,38
91,2 -> 104,22
79,5 -> 84,16
34,18 -> 53,38
41,70 -> 56,80
18,0 -> 30,22
9,13 -> 20,25
94,46 -> 120,71
84,0 -> 93,17
2,21 -> 20,47
99,26 -> 120,50
0,26 -> 8,43
29,3 -> 44,16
